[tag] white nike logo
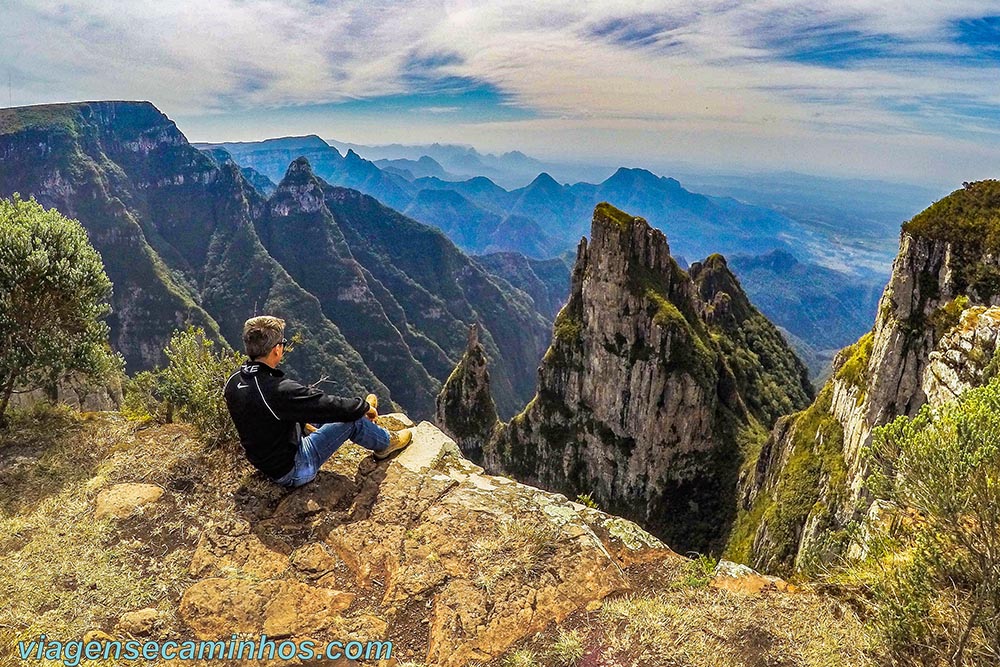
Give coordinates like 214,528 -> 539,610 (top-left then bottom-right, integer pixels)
237,382 -> 249,389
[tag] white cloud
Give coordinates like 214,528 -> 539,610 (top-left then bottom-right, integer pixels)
2,0 -> 998,184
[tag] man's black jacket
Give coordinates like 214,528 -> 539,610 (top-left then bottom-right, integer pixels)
223,359 -> 370,479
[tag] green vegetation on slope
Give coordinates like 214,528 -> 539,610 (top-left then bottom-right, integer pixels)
123,327 -> 243,448
0,104 -> 82,137
0,195 -> 120,422
727,384 -> 848,574
834,375 -> 1000,667
593,200 -> 641,231
903,180 -> 1000,252
833,331 -> 874,399
692,255 -> 814,426
628,258 -> 717,391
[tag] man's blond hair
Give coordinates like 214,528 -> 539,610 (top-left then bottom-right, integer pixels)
243,316 -> 285,359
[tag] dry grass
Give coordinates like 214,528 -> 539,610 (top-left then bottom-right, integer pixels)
0,404 -> 263,666
2,404 -> 886,667
549,629 -> 585,666
501,557 -> 884,667
594,585 -> 877,667
469,516 -> 560,593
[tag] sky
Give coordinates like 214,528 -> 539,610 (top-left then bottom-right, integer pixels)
2,1 -> 999,187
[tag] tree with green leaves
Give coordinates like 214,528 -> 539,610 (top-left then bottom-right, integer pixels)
855,377 -> 1000,666
123,326 -> 243,447
0,194 -> 118,423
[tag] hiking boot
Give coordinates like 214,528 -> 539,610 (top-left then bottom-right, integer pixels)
374,428 -> 412,459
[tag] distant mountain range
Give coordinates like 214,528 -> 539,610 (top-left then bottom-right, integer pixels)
328,139 -> 615,189
0,102 -> 554,419
205,135 -> 890,370
676,169 -> 943,277
209,136 -> 814,264
322,140 -> 938,281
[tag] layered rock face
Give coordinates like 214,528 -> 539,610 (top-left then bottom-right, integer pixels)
439,203 -> 813,553
734,181 -> 1000,574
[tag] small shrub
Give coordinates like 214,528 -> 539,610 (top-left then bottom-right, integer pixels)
575,492 -> 599,509
0,195 -> 118,424
123,327 -> 242,447
834,332 -> 874,393
678,553 -> 717,588
928,295 -> 971,340
845,375 -> 1000,666
502,649 -> 541,667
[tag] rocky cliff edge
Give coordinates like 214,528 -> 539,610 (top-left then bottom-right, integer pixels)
0,410 -> 873,666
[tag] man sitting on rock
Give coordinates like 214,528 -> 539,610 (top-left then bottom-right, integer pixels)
224,315 -> 412,487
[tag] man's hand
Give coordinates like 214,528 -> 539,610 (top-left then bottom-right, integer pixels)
365,393 -> 379,421
304,423 -> 318,434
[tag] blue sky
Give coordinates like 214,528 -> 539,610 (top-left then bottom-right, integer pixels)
2,1 -> 999,187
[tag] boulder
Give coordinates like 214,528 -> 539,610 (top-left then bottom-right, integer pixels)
711,560 -> 795,595
94,483 -> 164,519
117,608 -> 158,636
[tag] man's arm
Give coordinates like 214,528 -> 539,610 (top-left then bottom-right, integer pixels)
269,378 -> 370,424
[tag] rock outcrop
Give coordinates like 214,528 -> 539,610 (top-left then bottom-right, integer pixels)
922,305 -> 1000,405
3,410 -> 874,666
439,203 -> 813,554
176,417 -> 675,666
94,483 -> 164,519
435,324 -> 500,461
733,181 -> 1000,574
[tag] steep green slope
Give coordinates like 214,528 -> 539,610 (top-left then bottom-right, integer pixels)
257,157 -> 439,415
690,254 -> 814,426
322,185 -> 551,418
731,180 -> 1000,575
0,102 -> 222,372
0,102 -> 387,400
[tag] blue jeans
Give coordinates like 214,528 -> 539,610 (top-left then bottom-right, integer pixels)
272,418 -> 391,487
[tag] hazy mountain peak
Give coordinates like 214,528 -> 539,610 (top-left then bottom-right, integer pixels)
278,155 -> 320,186
603,166 -> 668,188
466,175 -> 501,187
749,249 -> 800,271
527,172 -> 561,189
